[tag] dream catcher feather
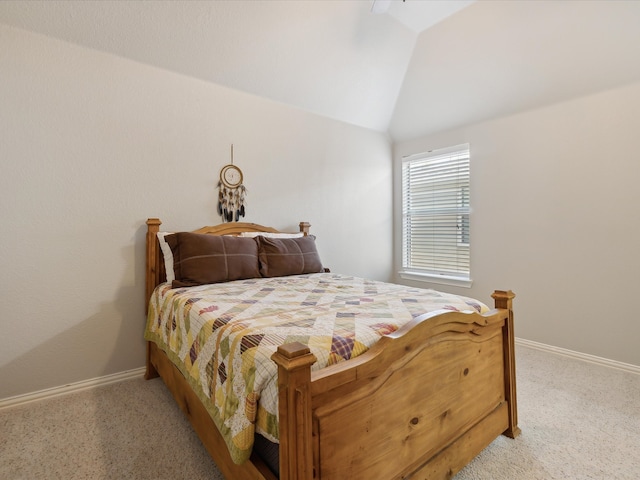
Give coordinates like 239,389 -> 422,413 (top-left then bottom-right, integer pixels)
217,145 -> 247,222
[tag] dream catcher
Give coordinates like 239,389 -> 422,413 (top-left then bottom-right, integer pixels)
217,145 -> 247,222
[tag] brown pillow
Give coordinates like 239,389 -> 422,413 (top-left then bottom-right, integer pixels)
166,232 -> 260,287
257,235 -> 324,278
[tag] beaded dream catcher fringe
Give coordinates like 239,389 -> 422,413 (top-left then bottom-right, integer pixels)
217,182 -> 246,222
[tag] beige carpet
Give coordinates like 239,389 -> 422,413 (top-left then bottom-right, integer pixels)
1,345 -> 639,479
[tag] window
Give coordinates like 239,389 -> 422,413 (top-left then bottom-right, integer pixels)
400,144 -> 471,287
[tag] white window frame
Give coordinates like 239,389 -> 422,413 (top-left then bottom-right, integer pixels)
399,144 -> 472,288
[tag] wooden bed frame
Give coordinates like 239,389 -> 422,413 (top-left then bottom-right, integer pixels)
144,218 -> 519,480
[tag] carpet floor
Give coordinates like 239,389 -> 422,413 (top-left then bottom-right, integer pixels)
1,345 -> 639,479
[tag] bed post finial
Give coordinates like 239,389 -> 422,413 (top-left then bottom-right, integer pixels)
491,290 -> 520,439
299,222 -> 311,236
491,289 -> 515,310
272,342 -> 317,480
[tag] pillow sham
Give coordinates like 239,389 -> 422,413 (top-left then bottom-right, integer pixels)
257,235 -> 324,278
166,232 -> 260,287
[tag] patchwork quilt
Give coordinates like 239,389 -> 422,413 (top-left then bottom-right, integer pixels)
144,273 -> 488,464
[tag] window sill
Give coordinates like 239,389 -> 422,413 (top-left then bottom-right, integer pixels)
398,270 -> 473,288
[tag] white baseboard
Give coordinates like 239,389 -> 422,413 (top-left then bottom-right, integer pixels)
0,367 -> 146,411
516,337 -> 640,375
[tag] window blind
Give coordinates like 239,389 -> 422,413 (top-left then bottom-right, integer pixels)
401,145 -> 470,280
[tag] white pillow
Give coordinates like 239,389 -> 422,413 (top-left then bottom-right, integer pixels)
239,231 -> 304,239
156,232 -> 175,283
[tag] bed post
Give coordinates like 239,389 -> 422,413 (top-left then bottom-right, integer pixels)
299,221 -> 311,236
492,290 -> 521,438
145,218 -> 162,381
271,342 -> 317,480
146,218 -> 162,312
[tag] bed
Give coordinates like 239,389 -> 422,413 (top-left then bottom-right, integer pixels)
144,218 -> 519,480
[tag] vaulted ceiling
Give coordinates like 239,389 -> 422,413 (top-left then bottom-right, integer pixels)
2,0 -> 640,142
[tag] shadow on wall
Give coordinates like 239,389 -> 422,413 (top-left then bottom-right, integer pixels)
0,223 -> 218,477
0,224 -> 149,401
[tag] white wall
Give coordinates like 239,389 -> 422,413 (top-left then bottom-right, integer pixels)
0,25 -> 393,399
394,82 -> 640,367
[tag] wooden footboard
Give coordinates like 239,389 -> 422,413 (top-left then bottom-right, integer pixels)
273,291 -> 518,480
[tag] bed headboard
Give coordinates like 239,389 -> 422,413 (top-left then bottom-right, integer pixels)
145,218 -> 311,309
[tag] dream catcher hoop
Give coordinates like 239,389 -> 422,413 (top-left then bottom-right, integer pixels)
217,144 -> 247,222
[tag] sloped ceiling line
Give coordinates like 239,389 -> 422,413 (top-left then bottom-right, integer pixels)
1,0 -> 640,141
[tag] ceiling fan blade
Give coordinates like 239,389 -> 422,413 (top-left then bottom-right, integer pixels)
371,0 -> 392,15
